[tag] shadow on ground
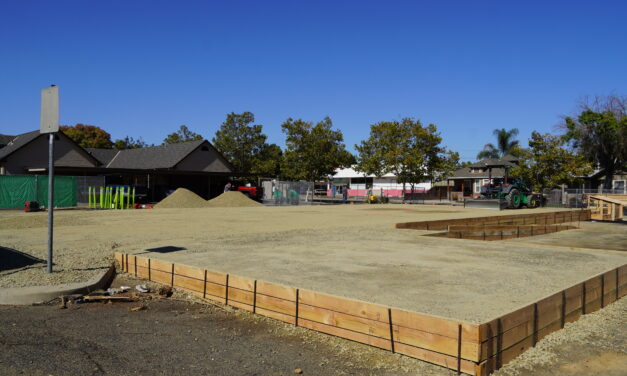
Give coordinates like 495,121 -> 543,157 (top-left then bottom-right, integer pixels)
137,246 -> 186,254
0,247 -> 44,272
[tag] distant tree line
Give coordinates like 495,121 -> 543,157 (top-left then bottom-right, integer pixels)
59,94 -> 625,189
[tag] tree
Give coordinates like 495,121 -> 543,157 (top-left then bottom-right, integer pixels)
562,95 -> 626,189
212,112 -> 282,177
113,136 -> 150,150
355,118 -> 459,195
281,117 -> 354,181
60,124 -> 113,148
163,125 -> 203,144
511,132 -> 592,191
476,128 -> 520,159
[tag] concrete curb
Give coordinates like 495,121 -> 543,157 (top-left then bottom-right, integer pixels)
0,264 -> 116,305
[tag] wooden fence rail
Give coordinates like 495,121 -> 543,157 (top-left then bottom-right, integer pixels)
115,252 -> 625,376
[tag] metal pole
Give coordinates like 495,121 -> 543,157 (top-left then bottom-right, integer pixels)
47,133 -> 54,273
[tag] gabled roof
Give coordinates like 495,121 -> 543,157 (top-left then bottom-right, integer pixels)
467,155 -> 518,168
450,167 -> 509,179
0,134 -> 16,147
85,148 -> 120,166
0,131 -> 41,160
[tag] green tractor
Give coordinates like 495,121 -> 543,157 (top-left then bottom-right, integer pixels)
465,165 -> 542,210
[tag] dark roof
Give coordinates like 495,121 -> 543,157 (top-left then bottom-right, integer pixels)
85,148 -> 120,166
0,131 -> 41,160
0,134 -> 16,147
102,140 -> 206,169
467,155 -> 518,168
450,167 -> 509,179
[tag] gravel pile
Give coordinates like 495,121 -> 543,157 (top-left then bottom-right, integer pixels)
206,191 -> 262,208
155,188 -> 208,209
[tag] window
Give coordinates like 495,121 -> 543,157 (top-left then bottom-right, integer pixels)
613,180 -> 626,193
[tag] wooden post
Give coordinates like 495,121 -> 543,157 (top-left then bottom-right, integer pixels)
170,263 -> 174,287
560,290 -> 566,328
253,280 -> 257,314
295,289 -> 300,327
601,275 -> 605,308
496,319 -> 503,369
121,253 -> 125,272
148,258 -> 151,281
532,303 -> 538,346
388,308 -> 395,354
203,270 -> 207,299
225,274 -> 230,305
617,269 -> 620,302
134,256 -> 137,277
125,254 -> 129,273
456,324 -> 462,375
582,282 -> 586,315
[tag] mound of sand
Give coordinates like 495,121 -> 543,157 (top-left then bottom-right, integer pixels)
155,188 -> 208,209
206,191 -> 263,208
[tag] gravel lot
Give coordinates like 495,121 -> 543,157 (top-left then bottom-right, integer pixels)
1,205 -> 625,323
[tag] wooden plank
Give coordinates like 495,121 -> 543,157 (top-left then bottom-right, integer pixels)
228,287 -> 254,305
477,335 -> 534,376
229,275 -> 255,291
391,308 -> 478,341
256,307 -> 296,325
393,325 -> 478,361
394,342 -> 476,375
537,319 -> 562,343
150,269 -> 172,285
256,281 -> 297,301
255,294 -> 296,316
173,274 -> 205,293
298,318 -> 392,351
299,290 -> 388,323
204,282 -> 226,301
564,283 -> 583,314
114,252 -> 123,266
136,265 -> 149,279
174,263 -> 205,280
299,303 -> 390,340
150,258 -> 173,273
536,292 -> 562,330
480,319 -> 533,361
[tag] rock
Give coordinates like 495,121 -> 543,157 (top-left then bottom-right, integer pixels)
294,368 -> 303,374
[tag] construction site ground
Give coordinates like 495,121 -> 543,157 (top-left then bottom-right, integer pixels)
1,205 -> 625,323
0,275 -> 624,376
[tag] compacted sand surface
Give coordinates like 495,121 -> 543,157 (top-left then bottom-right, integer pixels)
1,204 -> 625,323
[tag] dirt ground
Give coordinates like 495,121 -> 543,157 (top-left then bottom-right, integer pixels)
0,275 -> 624,376
1,205 -> 625,323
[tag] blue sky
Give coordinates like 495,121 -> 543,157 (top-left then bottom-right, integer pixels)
1,1 -> 625,161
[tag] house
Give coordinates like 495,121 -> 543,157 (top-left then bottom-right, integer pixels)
446,155 -> 519,199
329,166 -> 432,197
0,130 -> 237,203
572,169 -> 627,193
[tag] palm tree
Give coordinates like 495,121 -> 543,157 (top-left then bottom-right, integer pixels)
476,128 -> 520,160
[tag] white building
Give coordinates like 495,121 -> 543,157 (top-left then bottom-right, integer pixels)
329,167 -> 432,197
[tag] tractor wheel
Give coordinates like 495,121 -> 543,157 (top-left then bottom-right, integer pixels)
506,188 -> 522,209
526,194 -> 539,208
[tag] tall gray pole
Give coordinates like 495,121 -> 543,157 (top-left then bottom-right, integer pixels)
47,133 -> 54,273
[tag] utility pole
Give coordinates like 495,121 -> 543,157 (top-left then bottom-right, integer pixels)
41,85 -> 59,273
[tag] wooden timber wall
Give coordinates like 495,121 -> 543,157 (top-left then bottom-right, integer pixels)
114,252 -> 626,376
437,224 -> 578,241
396,210 -> 591,231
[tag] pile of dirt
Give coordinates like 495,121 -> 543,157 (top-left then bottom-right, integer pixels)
206,191 -> 263,208
155,188 -> 208,209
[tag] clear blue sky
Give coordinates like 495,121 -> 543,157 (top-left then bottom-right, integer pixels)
1,1 -> 625,161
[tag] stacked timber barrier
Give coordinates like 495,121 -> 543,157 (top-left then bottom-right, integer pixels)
433,224 -> 578,241
114,252 -> 626,376
396,209 -> 591,231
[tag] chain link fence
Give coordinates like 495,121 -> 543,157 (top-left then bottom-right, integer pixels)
261,180 -> 315,206
76,176 -> 106,206
544,188 -> 626,209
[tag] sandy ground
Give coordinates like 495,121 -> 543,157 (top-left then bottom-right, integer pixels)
1,274 -> 624,376
1,205 -> 625,323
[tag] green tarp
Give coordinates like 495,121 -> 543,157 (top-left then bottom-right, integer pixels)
0,175 -> 77,209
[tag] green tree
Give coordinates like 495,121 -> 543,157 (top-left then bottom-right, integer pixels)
281,117 -> 354,181
113,136 -> 150,150
562,95 -> 626,189
476,128 -> 520,159
212,112 -> 282,177
60,124 -> 113,148
511,132 -> 592,191
355,118 -> 459,195
163,125 -> 203,144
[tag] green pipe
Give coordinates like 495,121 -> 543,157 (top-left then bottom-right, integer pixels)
99,187 -> 104,209
88,187 -> 92,208
131,187 -> 135,208
120,186 -> 125,209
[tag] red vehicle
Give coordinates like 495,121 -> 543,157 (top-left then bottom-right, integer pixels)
234,185 -> 263,202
